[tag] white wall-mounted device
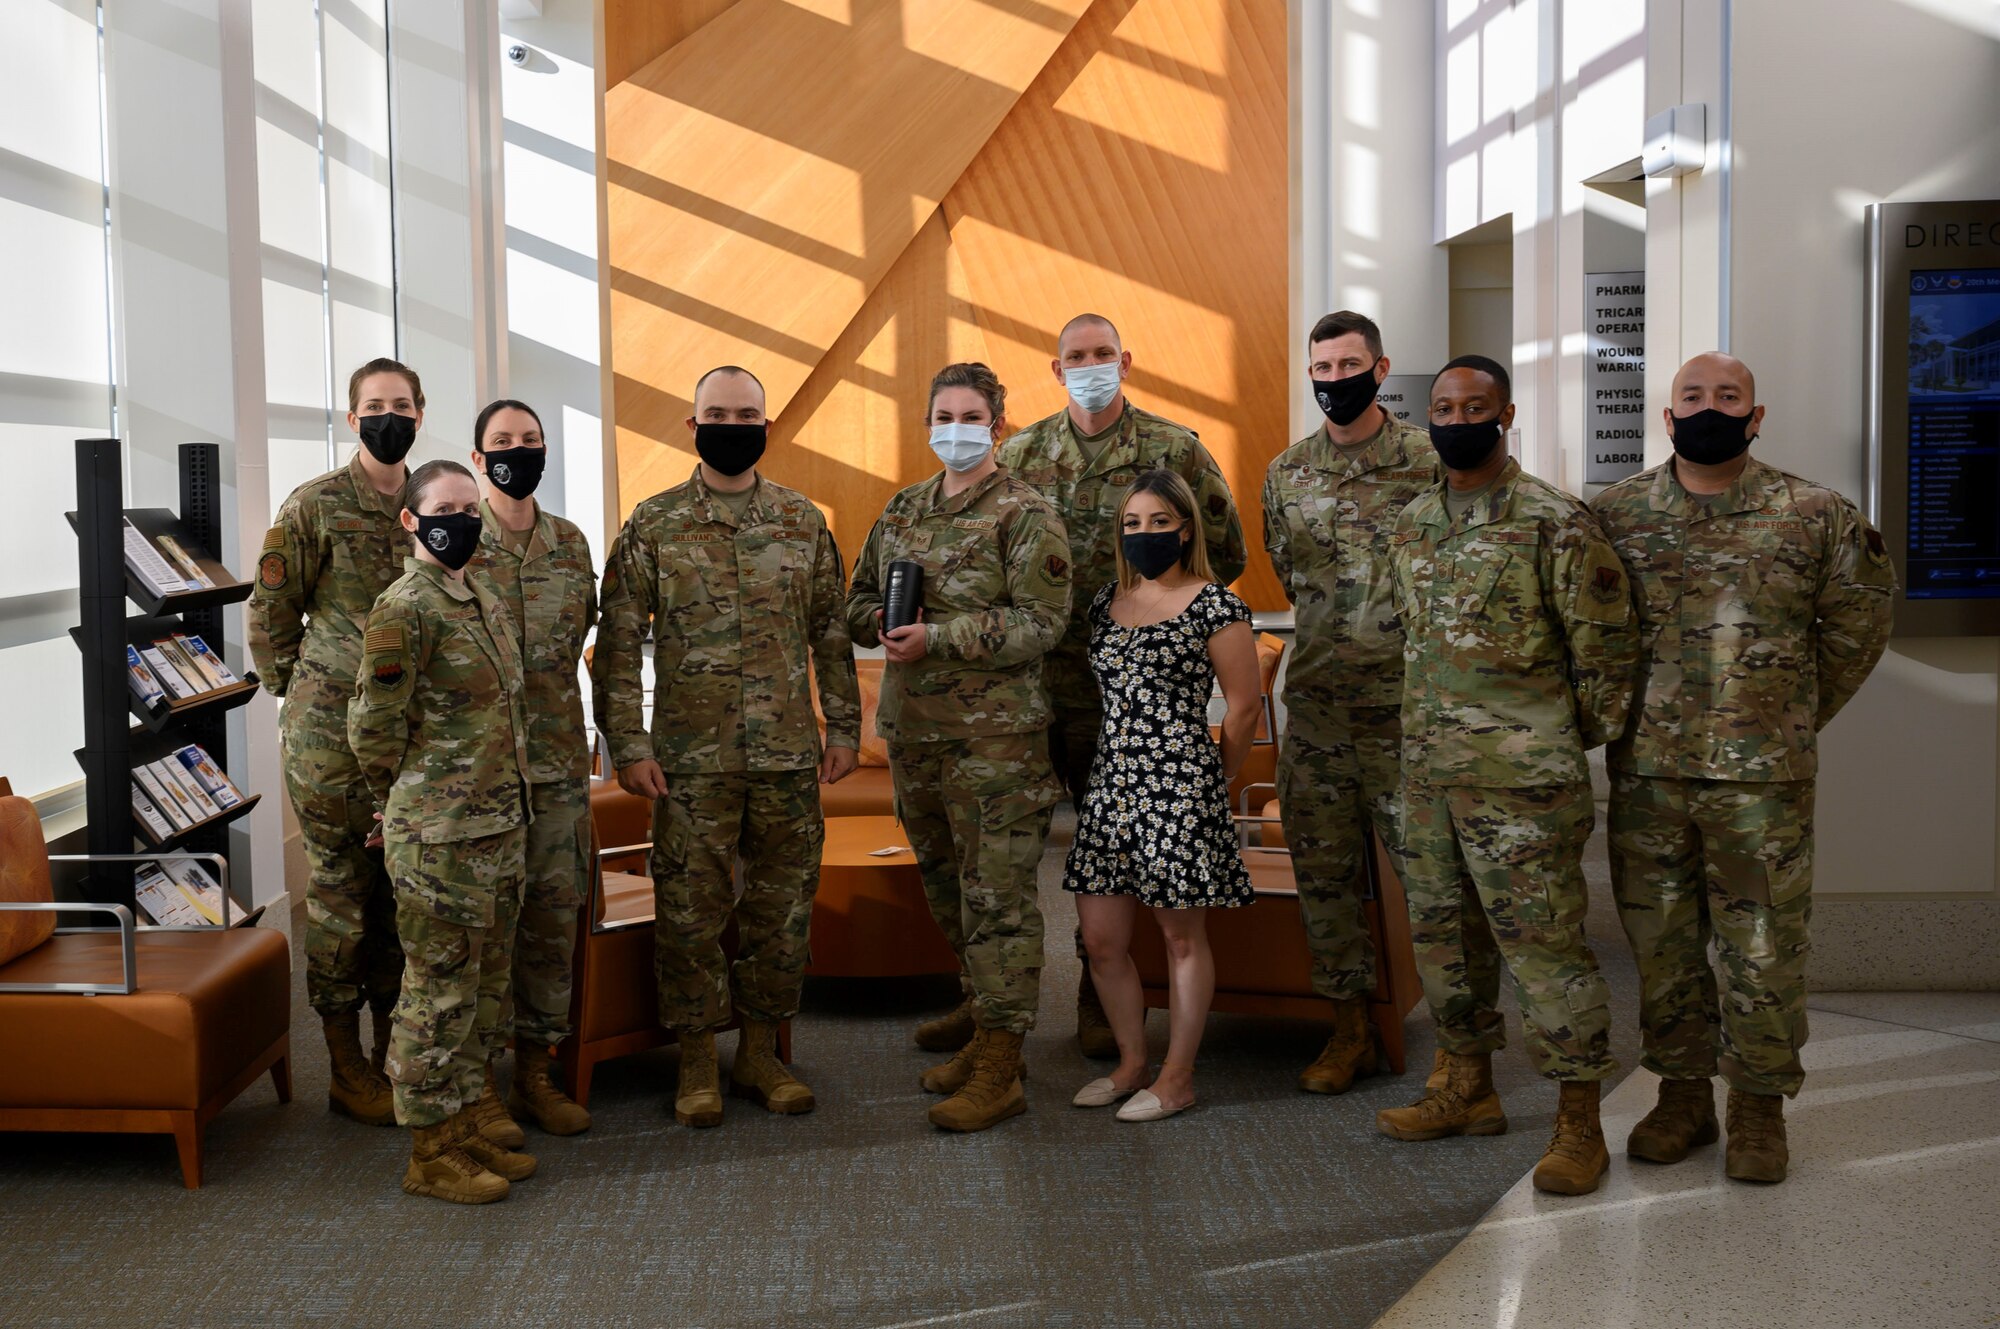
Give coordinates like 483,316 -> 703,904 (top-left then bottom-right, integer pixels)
1642,103 -> 1706,178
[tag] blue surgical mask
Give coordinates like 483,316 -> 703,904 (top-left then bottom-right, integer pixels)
928,422 -> 992,473
1063,361 -> 1122,413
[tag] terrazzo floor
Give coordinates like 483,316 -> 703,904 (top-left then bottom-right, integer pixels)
1372,991 -> 2000,1329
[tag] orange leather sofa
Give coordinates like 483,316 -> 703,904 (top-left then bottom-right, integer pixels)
0,780 -> 292,1187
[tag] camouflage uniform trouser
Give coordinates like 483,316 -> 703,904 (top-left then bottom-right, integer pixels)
652,767 -> 823,1033
1403,782 -> 1615,1081
1047,699 -> 1102,966
891,733 -> 1060,1034
1609,771 -> 1814,1098
1277,701 -> 1406,1001
510,777 -> 589,1048
281,716 -> 402,1017
382,826 -> 527,1127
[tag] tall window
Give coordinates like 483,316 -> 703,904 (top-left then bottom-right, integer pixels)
0,0 -> 112,803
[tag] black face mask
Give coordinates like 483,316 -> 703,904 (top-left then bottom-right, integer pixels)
1669,407 -> 1755,466
415,512 -> 482,571
695,422 -> 767,477
1429,418 -> 1504,471
481,445 -> 546,500
358,411 -> 417,465
1122,530 -> 1186,581
1312,363 -> 1381,428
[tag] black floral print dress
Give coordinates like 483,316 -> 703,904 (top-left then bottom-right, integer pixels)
1062,580 -> 1255,909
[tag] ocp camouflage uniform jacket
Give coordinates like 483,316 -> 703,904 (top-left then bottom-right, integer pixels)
1590,455 -> 1896,782
997,403 -> 1245,711
249,452 -> 404,745
1392,456 -> 1641,787
1263,415 -> 1440,710
470,499 -> 598,784
347,558 -> 533,844
846,466 -> 1072,742
592,468 -> 860,775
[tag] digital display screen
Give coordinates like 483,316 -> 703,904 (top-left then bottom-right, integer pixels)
1906,268 -> 2000,599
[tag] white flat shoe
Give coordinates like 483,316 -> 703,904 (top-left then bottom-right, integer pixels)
1072,1077 -> 1136,1108
1115,1089 -> 1191,1122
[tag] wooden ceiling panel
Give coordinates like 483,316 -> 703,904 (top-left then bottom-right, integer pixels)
941,0 -> 1290,606
606,0 -> 1092,503
603,0 -> 740,89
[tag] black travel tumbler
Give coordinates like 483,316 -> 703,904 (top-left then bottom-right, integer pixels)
884,560 -> 925,633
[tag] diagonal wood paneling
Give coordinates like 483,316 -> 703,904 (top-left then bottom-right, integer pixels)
605,0 -> 1091,505
606,0 -> 1290,606
765,210 -> 994,541
943,0 -> 1291,607
603,0 -> 740,89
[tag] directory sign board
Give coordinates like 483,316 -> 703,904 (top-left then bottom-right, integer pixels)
1584,272 -> 1647,485
1867,201 -> 2000,635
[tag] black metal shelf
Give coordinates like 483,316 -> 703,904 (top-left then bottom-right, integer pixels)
71,439 -> 255,921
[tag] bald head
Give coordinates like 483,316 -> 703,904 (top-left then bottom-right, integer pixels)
1671,352 -> 1756,407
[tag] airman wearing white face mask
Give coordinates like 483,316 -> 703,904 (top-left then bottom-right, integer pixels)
846,362 -> 1073,1134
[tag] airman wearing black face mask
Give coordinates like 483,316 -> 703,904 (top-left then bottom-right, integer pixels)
250,356 -> 427,1129
462,399 -> 600,1141
1261,311 -> 1441,1098
1590,352 -> 1895,1186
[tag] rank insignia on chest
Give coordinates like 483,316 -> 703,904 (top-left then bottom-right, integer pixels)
258,551 -> 288,589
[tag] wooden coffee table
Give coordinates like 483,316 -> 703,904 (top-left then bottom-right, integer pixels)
808,816 -> 960,979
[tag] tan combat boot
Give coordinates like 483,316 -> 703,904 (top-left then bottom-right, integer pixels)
730,1020 -> 816,1115
1532,1080 -> 1610,1195
913,999 -> 977,1054
508,1044 -> 592,1136
324,1012 -> 396,1126
467,1070 -> 526,1149
929,1028 -> 1027,1132
1725,1088 -> 1789,1183
922,1030 -> 1032,1094
1076,971 -> 1120,1060
1426,1047 -> 1449,1091
369,1007 -> 393,1077
1376,1051 -> 1508,1141
1627,1077 -> 1719,1164
401,1121 -> 509,1205
675,1030 -> 724,1127
1298,997 -> 1378,1095
451,1107 -> 538,1181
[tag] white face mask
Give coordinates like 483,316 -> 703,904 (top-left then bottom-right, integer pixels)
1063,361 -> 1122,413
928,422 -> 993,473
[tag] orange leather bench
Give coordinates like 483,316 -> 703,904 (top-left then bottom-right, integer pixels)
1127,837 -> 1422,1074
0,784 -> 292,1187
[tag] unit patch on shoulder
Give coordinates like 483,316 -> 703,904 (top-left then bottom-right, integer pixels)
1206,491 -> 1228,518
258,551 -> 288,590
1588,565 -> 1624,604
1043,554 -> 1070,584
1864,527 -> 1889,563
370,656 -> 405,689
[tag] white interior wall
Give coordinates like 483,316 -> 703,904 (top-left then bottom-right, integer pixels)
1293,0 -> 1450,444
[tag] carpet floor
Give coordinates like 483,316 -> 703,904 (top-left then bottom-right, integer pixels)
2,812 -> 1641,1329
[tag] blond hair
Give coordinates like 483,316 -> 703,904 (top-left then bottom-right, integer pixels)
1113,469 -> 1213,591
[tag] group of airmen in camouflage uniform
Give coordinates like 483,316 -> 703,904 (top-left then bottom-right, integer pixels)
251,299 -> 1892,1202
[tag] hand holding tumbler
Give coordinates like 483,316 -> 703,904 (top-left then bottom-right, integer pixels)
884,560 -> 925,633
